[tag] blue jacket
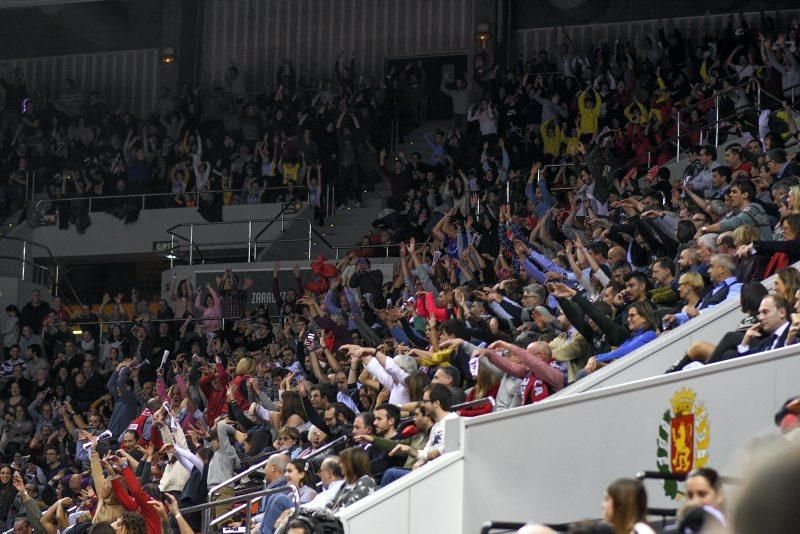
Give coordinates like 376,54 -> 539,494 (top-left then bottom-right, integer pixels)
595,330 -> 657,364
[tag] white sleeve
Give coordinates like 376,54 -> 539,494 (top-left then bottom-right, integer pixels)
383,356 -> 409,385
173,442 -> 203,473
365,357 -> 397,389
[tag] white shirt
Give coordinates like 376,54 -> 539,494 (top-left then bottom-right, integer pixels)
418,412 -> 459,462
305,479 -> 345,510
365,356 -> 410,405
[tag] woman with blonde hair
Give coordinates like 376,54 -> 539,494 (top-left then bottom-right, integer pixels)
230,356 -> 256,409
773,267 -> 800,306
663,272 -> 706,330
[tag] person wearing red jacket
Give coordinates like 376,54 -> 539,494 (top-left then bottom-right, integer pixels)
200,360 -> 229,425
416,291 -> 453,322
127,398 -> 165,451
109,460 -> 163,534
230,357 -> 256,411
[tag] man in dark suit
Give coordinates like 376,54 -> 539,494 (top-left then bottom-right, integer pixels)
737,295 -> 792,356
766,148 -> 800,182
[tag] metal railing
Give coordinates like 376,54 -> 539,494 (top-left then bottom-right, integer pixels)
204,435 -> 347,532
34,185 -> 309,216
673,78 -> 757,124
328,243 -> 402,260
0,255 -> 56,291
204,449 -> 288,532
66,314 -> 291,344
759,80 -> 800,111
166,215 -> 314,265
180,484 -> 299,534
0,235 -> 83,308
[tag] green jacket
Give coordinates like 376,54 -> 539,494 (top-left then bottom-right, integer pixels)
372,431 -> 430,470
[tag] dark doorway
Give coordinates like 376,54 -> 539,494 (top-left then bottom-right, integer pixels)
385,52 -> 470,122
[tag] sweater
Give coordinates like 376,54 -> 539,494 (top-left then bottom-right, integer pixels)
111,466 -> 162,534
207,422 -> 240,487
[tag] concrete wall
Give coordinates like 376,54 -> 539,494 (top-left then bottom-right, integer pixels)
25,203 -> 296,259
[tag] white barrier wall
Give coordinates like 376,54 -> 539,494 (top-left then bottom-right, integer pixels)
341,347 -> 800,534
338,447 -> 465,534
555,263 -> 789,397
461,346 -> 800,530
554,298 -> 744,396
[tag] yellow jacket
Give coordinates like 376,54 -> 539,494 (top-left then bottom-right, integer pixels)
417,348 -> 453,367
540,121 -> 564,157
577,90 -> 602,135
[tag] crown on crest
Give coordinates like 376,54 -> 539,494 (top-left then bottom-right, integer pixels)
670,388 -> 696,416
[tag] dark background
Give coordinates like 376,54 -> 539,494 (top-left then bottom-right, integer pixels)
0,0 -> 163,59
385,53 -> 470,121
511,0 -> 784,29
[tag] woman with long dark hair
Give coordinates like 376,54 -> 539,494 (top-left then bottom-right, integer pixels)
329,447 -> 376,512
602,478 -> 654,533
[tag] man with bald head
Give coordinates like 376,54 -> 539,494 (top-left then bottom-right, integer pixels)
607,245 -> 627,264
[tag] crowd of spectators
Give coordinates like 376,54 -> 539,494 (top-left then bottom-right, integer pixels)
1,8 -> 800,534
0,51 -> 427,230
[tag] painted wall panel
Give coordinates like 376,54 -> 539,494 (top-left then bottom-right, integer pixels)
515,10 -> 800,64
4,48 -> 160,116
200,0 -> 492,91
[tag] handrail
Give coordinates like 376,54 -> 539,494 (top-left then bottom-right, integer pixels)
207,449 -> 287,507
757,80 -> 800,109
329,243 -> 401,260
310,227 -> 334,250
0,255 -> 56,290
34,185 -> 309,213
636,470 -> 743,485
178,484 -> 299,533
300,435 -> 349,461
167,216 -> 314,263
203,449 -> 288,531
673,78 -> 756,122
251,201 -> 294,254
452,397 -> 495,411
0,235 -> 83,309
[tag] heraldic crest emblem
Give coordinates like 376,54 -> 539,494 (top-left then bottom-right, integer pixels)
656,387 -> 710,498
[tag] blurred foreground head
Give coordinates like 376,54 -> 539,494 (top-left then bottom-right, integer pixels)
733,443 -> 800,534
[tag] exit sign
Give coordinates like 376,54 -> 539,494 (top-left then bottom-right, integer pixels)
153,241 -> 174,253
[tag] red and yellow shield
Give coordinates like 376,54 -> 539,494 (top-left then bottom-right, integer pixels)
670,413 -> 694,474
